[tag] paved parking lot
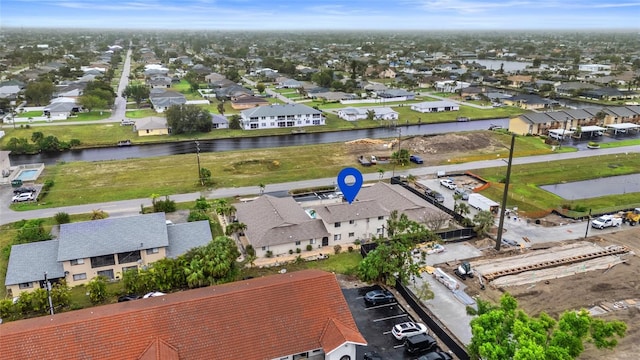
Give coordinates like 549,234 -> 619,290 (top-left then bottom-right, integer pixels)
343,285 -> 445,360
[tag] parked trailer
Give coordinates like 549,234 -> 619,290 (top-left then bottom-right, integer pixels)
468,193 -> 499,213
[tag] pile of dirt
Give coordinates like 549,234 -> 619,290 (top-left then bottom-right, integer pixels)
346,132 -> 502,165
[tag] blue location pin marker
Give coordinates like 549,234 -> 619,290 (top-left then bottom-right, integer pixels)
337,167 -> 363,204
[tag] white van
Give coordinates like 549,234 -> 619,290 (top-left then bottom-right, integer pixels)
548,131 -> 563,140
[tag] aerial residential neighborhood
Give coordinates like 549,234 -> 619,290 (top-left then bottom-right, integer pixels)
1,1 -> 640,359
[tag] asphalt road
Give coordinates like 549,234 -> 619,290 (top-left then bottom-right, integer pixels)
2,144 -> 639,226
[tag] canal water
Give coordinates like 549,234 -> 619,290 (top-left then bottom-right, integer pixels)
9,118 -> 510,165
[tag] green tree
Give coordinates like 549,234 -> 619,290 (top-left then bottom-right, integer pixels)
217,101 -> 225,115
469,293 -> 626,360
183,236 -> 240,288
473,210 -> 495,237
78,94 -> 107,113
31,131 -> 44,144
37,135 -> 63,152
54,212 -> 71,224
224,68 -> 241,83
166,104 -> 213,134
14,219 -> 51,244
312,69 -> 334,88
213,198 -> 236,221
24,80 -> 54,106
392,148 -> 411,166
225,222 -> 247,237
123,84 -> 150,107
256,83 -> 266,94
366,109 -> 376,121
229,114 -> 242,129
194,196 -> 211,211
86,276 -> 109,304
200,167 -> 212,186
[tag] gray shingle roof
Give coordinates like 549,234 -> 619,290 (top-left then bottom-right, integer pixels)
165,221 -> 213,258
313,200 -> 387,224
5,240 -> 65,286
241,103 -> 321,118
135,117 -> 168,130
236,196 -> 329,248
57,213 -> 169,261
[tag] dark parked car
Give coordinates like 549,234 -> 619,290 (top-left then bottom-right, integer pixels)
417,351 -> 453,360
364,289 -> 395,305
425,189 -> 445,203
410,155 -> 424,164
117,294 -> 141,302
13,187 -> 36,195
404,333 -> 438,355
363,351 -> 383,360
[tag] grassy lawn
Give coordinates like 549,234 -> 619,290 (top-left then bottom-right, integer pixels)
0,123 -> 138,147
124,109 -> 157,118
71,111 -> 113,121
241,251 -> 362,279
471,153 -> 640,217
5,132 -> 570,209
16,111 -> 42,118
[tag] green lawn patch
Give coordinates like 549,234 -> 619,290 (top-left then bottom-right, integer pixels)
472,153 -> 640,216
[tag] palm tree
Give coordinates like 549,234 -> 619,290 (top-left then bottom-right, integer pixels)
213,199 -> 236,221
455,202 -> 471,218
259,183 -> 265,195
378,168 -> 385,180
225,222 -> 247,237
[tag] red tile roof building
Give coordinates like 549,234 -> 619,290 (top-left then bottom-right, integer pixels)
0,270 -> 366,360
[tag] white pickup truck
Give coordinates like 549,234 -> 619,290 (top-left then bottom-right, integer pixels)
591,215 -> 622,229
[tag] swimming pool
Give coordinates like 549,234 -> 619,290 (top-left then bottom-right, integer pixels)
15,169 -> 39,182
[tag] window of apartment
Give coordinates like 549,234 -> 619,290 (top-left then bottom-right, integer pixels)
348,232 -> 355,237
250,123 -> 258,129
70,258 -> 84,266
122,266 -> 138,274
313,120 -> 321,125
378,216 -> 384,220
19,282 -> 33,289
146,248 -> 159,255
72,273 -> 87,281
377,228 -> 383,234
309,239 -> 315,245
262,246 -> 267,251
349,220 -> 355,224
117,250 -> 141,264
90,254 -> 115,269
334,234 -> 341,241
262,123 -> 266,127
97,269 -> 115,280
334,222 -> 341,228
293,353 -> 309,360
295,241 -> 301,246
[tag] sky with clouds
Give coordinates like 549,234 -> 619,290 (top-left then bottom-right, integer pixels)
2,0 -> 640,30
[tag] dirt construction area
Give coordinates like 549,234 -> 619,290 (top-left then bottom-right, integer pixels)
444,230 -> 640,359
345,132 -> 506,165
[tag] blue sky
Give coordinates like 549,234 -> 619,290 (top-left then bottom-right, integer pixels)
2,0 -> 640,30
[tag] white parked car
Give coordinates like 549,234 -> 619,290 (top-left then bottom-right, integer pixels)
391,321 -> 428,340
143,291 -> 166,298
439,179 -> 456,190
427,244 -> 446,254
12,192 -> 35,203
591,215 -> 622,229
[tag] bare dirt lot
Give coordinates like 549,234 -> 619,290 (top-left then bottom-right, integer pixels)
445,230 -> 640,359
345,132 -> 505,165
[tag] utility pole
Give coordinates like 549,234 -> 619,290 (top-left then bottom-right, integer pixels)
44,272 -> 54,316
195,141 -> 203,186
584,209 -> 592,239
392,128 -> 402,177
495,134 -> 516,251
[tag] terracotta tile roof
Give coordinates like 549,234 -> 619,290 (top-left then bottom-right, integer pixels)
0,270 -> 365,360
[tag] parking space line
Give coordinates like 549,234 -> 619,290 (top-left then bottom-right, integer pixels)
393,344 -> 405,349
373,314 -> 408,322
382,330 -> 392,335
365,302 -> 398,310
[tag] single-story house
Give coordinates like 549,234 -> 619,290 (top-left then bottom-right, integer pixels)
5,212 -> 212,297
134,117 -> 170,136
240,103 -> 325,130
337,107 -> 399,121
434,80 -> 470,93
211,114 -> 229,129
378,89 -> 416,100
43,101 -> 79,117
411,100 -> 460,113
502,94 -> 554,110
230,94 -> 270,109
0,270 -> 367,360
149,89 -> 187,113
